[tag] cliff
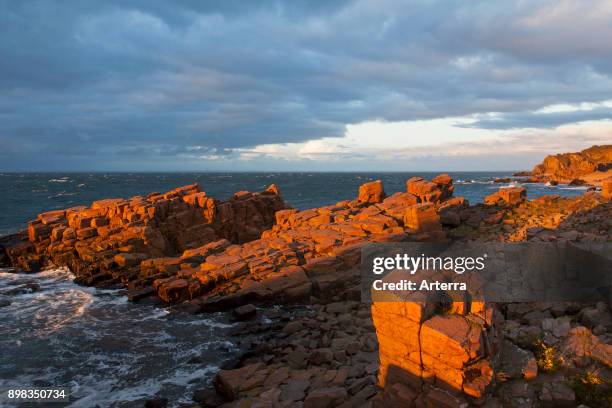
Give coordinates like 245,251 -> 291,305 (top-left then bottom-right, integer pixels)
532,144 -> 612,184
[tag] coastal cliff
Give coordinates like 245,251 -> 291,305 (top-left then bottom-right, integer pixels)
530,144 -> 612,185
1,173 -> 611,407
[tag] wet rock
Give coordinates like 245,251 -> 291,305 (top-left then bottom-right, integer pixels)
144,397 -> 168,408
233,304 -> 257,321
2,282 -> 40,295
192,388 -> 225,407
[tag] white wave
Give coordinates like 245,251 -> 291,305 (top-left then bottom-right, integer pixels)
0,267 -> 237,408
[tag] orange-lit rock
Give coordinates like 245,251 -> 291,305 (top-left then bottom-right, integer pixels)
602,179 -> 612,200
358,180 -> 385,203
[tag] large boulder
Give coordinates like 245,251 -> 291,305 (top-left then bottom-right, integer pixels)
358,180 -> 386,204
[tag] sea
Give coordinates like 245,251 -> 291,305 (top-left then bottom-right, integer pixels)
0,172 -> 589,407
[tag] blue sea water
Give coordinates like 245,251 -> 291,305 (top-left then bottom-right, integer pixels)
0,172 -> 589,236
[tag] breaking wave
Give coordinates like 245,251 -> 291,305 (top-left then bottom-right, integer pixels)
0,268 -> 238,407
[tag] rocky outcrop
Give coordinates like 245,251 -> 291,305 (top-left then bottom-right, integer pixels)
0,184 -> 286,290
153,175 -> 453,309
532,144 -> 612,184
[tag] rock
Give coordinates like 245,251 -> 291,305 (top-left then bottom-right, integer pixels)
403,203 -> 444,235
569,178 -> 588,186
304,387 -> 347,408
2,282 -> 40,296
499,340 -> 538,380
498,380 -> 538,407
310,348 -> 334,365
579,302 -> 612,331
559,326 -> 612,367
192,388 -> 225,407
541,317 -> 571,338
602,179 -> 612,200
0,296 -> 11,307
280,380 -> 311,402
532,145 -> 612,182
214,363 -> 264,400
233,304 -> 257,320
425,387 -> 469,408
539,381 -> 576,407
383,382 -> 417,406
358,180 -> 386,204
407,177 -> 443,203
283,321 -> 304,335
144,398 -> 168,408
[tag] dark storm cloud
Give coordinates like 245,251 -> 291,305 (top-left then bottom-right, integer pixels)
1,0 -> 611,170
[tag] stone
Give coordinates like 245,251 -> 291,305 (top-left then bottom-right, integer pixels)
310,348 -> 334,365
283,321 -> 304,335
499,187 -> 526,205
559,326 -> 612,367
358,180 -> 386,204
539,381 -> 576,407
403,203 -> 443,233
233,304 -> 257,320
406,177 -> 443,203
144,398 -> 168,408
383,382 -> 417,406
499,340 -> 538,380
425,387 -> 469,408
304,387 -> 347,408
602,179 -> 612,200
214,363 -> 264,400
280,380 -> 311,402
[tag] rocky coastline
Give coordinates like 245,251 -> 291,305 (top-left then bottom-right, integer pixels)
1,165 -> 611,407
512,144 -> 612,187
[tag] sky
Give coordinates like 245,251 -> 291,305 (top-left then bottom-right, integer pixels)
1,0 -> 611,171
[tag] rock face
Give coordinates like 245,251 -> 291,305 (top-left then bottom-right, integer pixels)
152,175 -> 452,308
372,290 -> 499,400
532,144 -> 612,183
1,184 -> 286,291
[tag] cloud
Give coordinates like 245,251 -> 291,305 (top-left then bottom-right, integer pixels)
0,0 -> 611,170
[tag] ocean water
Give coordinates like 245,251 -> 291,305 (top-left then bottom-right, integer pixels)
0,268 -> 239,407
0,172 -> 589,236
